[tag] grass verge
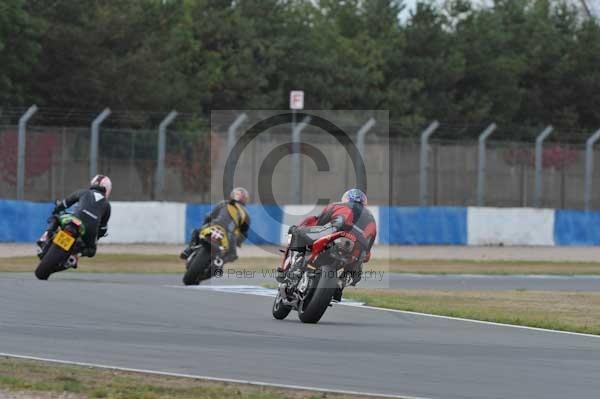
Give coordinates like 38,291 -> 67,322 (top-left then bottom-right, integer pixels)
344,288 -> 600,335
2,254 -> 600,275
0,357 -> 375,399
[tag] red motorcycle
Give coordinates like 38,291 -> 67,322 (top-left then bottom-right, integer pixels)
272,224 -> 367,323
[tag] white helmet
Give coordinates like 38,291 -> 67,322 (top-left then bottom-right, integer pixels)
90,175 -> 112,198
230,187 -> 249,205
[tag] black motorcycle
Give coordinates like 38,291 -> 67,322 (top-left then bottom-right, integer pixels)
272,225 -> 366,324
182,224 -> 231,285
35,213 -> 87,280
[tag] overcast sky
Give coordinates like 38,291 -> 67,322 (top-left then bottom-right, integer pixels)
399,0 -> 600,20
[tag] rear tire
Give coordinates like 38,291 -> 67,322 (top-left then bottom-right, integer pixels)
35,244 -> 69,280
298,266 -> 337,324
272,290 -> 292,320
183,247 -> 211,285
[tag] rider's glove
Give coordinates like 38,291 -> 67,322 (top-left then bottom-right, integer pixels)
52,199 -> 66,215
98,226 -> 108,238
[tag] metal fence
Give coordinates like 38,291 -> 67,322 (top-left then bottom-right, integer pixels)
3,108 -> 600,209
0,123 -> 210,203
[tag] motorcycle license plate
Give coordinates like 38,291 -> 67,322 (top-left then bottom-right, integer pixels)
53,230 -> 75,251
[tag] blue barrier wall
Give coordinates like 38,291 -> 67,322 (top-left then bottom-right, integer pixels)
184,203 -> 214,242
185,203 -> 283,245
0,200 -> 53,242
554,210 -> 600,245
0,199 -> 597,246
379,206 -> 467,245
245,204 -> 284,245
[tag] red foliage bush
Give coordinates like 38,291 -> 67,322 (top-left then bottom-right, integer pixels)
0,129 -> 59,186
503,145 -> 579,170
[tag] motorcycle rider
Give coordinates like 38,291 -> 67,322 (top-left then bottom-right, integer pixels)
37,175 -> 112,259
179,187 -> 251,261
281,188 -> 376,301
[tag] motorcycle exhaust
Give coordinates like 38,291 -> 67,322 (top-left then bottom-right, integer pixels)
213,256 -> 224,268
65,255 -> 79,269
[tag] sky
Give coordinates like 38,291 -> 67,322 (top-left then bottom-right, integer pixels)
399,0 -> 600,19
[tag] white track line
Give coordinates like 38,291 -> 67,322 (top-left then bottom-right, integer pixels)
0,352 -> 429,399
170,285 -> 600,339
349,305 -> 600,339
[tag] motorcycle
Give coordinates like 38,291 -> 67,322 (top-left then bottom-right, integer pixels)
182,224 -> 230,285
35,213 -> 86,280
272,224 -> 367,324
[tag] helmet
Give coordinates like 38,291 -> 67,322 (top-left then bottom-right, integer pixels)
230,187 -> 249,205
341,188 -> 367,205
90,175 -> 112,198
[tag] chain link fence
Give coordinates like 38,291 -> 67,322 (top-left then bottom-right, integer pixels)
398,138 -> 590,209
2,121 -> 600,209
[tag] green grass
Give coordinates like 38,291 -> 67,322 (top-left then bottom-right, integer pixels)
3,254 -> 600,275
344,288 -> 600,335
0,357 -> 366,399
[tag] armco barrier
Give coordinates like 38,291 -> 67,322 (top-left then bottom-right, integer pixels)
1,199 -> 599,246
554,210 -> 600,245
467,207 -> 555,246
378,206 -> 467,245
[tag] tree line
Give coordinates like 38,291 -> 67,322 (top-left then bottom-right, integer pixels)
2,0 -> 600,138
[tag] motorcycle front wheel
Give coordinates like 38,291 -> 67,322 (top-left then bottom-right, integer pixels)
272,290 -> 292,320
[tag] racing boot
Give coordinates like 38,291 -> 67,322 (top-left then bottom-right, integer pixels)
276,250 -> 303,283
181,229 -> 200,260
332,279 -> 344,302
36,231 -> 49,249
179,246 -> 193,260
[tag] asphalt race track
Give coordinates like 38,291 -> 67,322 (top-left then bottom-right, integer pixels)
2,272 -> 598,291
1,273 -> 599,399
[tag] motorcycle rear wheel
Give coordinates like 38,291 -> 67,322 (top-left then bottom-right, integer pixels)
183,247 -> 211,285
298,265 -> 337,324
35,244 -> 70,280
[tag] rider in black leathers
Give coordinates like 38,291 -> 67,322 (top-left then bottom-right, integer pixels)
180,187 -> 251,262
38,175 -> 112,258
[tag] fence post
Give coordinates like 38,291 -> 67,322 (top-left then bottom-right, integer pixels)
292,116 -> 311,204
419,121 -> 440,205
90,108 -> 111,179
534,125 -> 553,208
227,113 -> 248,154
584,128 -> 600,210
476,123 -> 497,206
155,110 -> 178,200
17,105 -> 38,200
357,118 -> 376,159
